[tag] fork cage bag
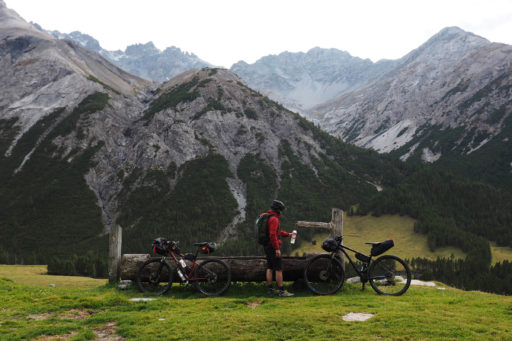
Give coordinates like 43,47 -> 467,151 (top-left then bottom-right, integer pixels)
370,239 -> 394,256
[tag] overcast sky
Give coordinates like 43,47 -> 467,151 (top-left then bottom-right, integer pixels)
6,0 -> 512,68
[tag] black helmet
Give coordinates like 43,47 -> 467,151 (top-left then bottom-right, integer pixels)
271,200 -> 285,212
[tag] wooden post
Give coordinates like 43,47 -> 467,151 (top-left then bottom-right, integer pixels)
331,208 -> 344,269
297,208 -> 344,269
108,225 -> 122,283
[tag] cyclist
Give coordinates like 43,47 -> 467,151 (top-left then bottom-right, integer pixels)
264,200 -> 294,297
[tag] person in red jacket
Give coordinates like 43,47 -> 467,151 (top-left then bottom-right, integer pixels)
264,200 -> 294,297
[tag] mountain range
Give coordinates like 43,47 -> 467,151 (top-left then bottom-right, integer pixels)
1,1 -> 511,269
0,1 -> 400,261
42,25 -> 512,194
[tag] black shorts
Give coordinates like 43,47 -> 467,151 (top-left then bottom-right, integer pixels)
264,244 -> 282,271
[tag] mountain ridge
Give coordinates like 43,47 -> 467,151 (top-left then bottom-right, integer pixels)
42,28 -> 212,82
230,47 -> 398,114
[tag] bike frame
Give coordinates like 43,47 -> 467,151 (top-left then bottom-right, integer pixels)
160,246 -> 208,282
333,242 -> 373,283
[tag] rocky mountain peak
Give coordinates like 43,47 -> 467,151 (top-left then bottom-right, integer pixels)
0,1 -> 46,37
125,41 -> 160,56
400,26 -> 489,65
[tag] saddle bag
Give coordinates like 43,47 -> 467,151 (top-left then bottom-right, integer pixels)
370,239 -> 394,256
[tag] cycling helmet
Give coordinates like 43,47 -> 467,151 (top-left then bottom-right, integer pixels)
271,200 -> 285,212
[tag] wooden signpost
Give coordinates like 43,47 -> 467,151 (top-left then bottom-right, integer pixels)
108,225 -> 122,283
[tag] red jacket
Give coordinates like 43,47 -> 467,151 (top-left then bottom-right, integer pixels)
267,210 -> 290,250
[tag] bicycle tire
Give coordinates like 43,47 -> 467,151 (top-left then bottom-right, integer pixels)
193,259 -> 231,296
136,258 -> 173,295
304,254 -> 345,295
368,255 -> 411,296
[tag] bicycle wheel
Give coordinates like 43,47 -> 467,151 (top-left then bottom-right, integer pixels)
193,259 -> 231,296
368,255 -> 411,296
136,258 -> 173,295
304,254 -> 345,295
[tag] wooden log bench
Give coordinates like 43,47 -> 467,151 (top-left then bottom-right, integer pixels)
120,254 -> 316,282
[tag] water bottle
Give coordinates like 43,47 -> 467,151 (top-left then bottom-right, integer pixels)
179,258 -> 186,268
176,269 -> 185,281
290,230 -> 297,244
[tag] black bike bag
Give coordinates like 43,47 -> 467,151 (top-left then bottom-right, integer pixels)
370,239 -> 394,256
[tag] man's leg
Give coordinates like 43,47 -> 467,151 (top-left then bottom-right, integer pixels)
275,270 -> 283,287
276,269 -> 294,297
266,268 -> 273,285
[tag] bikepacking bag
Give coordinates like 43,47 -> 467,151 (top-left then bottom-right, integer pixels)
255,213 -> 275,245
321,237 -> 338,252
370,239 -> 394,256
200,242 -> 217,254
152,237 -> 169,255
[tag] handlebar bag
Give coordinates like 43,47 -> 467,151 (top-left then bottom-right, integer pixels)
321,238 -> 338,252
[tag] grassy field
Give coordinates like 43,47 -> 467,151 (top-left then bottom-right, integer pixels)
0,265 -> 106,289
292,214 -> 512,264
1,265 -> 512,340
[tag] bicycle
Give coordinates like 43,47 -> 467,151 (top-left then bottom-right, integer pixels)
136,238 -> 231,296
303,236 -> 411,296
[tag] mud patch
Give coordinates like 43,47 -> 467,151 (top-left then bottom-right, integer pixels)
32,331 -> 78,340
28,313 -> 53,320
93,322 -> 124,340
60,309 -> 92,320
247,301 -> 262,309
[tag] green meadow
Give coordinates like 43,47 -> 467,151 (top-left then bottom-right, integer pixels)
1,265 -> 512,340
